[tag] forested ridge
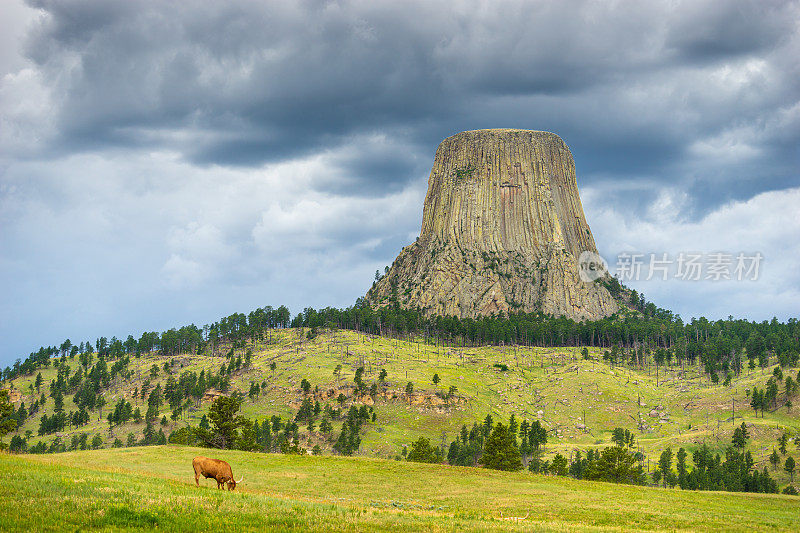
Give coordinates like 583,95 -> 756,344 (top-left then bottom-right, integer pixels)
5,287 -> 798,384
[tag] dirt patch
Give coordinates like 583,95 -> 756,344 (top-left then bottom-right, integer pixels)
2,388 -> 22,404
202,388 -> 228,403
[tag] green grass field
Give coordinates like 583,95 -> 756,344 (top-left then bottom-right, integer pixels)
4,328 -> 800,486
2,445 -> 799,531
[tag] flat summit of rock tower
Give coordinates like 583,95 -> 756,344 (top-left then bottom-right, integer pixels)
367,129 -> 617,320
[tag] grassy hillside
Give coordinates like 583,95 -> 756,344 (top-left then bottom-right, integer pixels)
4,328 -> 799,486
2,445 -> 799,531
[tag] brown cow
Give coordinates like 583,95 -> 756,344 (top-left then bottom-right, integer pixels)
192,456 -> 243,490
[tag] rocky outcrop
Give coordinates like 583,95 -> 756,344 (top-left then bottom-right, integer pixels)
366,129 -> 617,320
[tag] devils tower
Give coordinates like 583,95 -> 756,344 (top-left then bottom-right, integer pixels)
366,129 -> 618,320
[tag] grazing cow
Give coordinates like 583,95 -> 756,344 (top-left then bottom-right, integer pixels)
192,456 -> 243,490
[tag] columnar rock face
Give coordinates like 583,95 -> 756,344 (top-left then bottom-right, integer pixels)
367,129 -> 617,320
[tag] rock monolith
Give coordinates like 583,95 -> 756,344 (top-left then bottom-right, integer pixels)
366,129 -> 617,320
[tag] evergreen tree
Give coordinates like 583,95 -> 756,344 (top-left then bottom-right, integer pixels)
353,367 -> 364,392
676,447 -> 688,489
770,449 -> 781,470
295,398 -> 315,424
765,378 -> 779,409
142,421 -> 156,445
779,433 -> 789,455
9,434 -> 27,453
235,419 -> 261,451
551,453 -> 569,476
319,416 -> 333,435
0,390 -> 17,448
332,419 -> 361,456
448,423 -> 485,467
406,436 -> 441,463
657,447 -> 674,488
481,422 -> 522,471
584,444 -> 645,485
732,422 -> 749,449
611,428 -> 636,448
195,396 -> 245,449
750,388 -> 763,417
53,389 -> 64,412
145,403 -> 158,423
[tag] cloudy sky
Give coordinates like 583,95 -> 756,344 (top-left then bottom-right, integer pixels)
1,0 -> 798,365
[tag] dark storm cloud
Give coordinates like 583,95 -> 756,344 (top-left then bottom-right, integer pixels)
18,0 -> 800,202
315,135 -> 430,196
665,0 -> 796,62
22,0 -> 455,167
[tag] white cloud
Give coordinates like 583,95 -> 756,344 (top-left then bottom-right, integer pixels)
0,67 -> 54,154
161,253 -> 207,290
585,186 -> 800,321
0,141 -> 425,361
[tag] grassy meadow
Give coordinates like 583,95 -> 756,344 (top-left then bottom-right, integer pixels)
2,445 -> 799,531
